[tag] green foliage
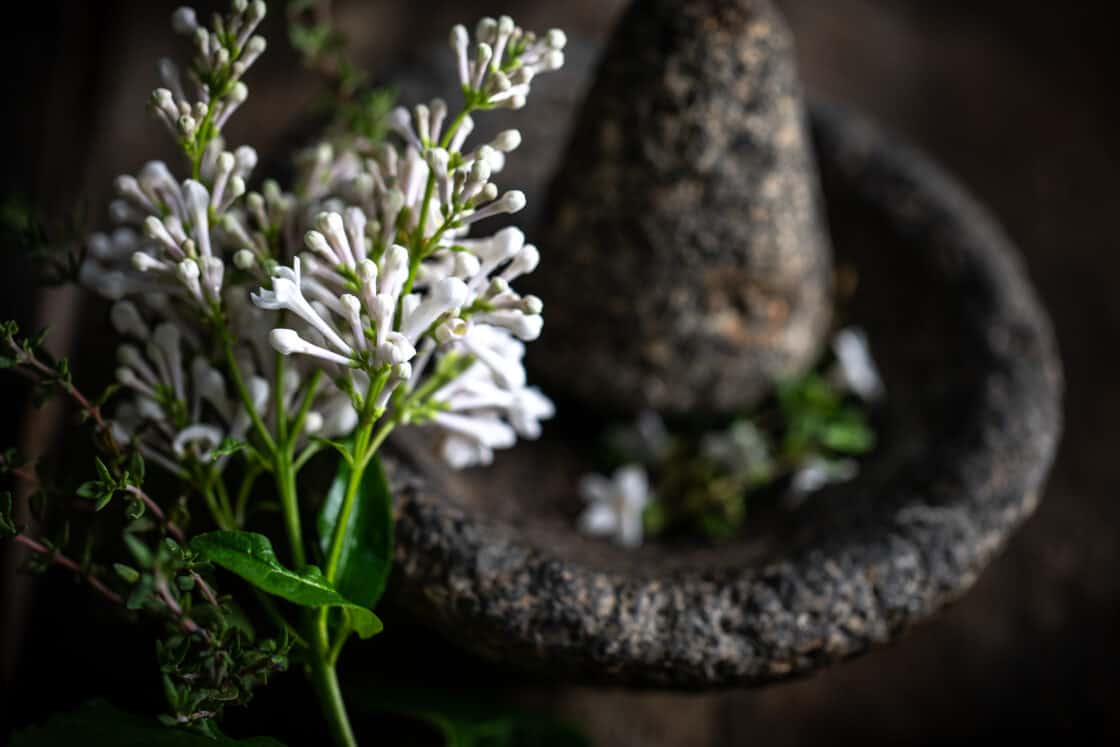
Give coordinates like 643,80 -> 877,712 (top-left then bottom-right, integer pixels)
355,687 -> 590,747
0,321 -> 88,410
777,372 -> 875,458
0,195 -> 86,286
334,87 -> 396,144
76,456 -> 146,515
287,0 -> 368,101
618,358 -> 878,543
211,437 -> 251,463
113,562 -> 141,583
190,530 -> 383,638
132,534 -> 292,726
288,19 -> 340,70
158,625 -> 292,731
318,454 -> 393,609
10,700 -> 285,746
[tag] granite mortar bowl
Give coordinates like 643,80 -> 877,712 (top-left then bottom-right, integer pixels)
379,99 -> 1063,689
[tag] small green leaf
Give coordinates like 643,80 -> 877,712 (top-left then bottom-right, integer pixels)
124,497 -> 145,521
113,563 -> 140,584
190,531 -> 382,638
210,437 -> 247,462
94,382 -> 120,408
10,700 -> 285,746
318,454 -> 394,609
128,450 -> 146,483
127,575 -> 153,611
94,457 -> 113,485
123,533 -> 153,566
93,491 -> 115,512
820,419 -> 875,453
75,481 -> 100,499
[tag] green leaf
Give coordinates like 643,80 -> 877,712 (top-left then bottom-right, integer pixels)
112,563 -> 140,584
190,531 -> 382,638
820,418 -> 875,453
123,533 -> 153,566
10,700 -> 285,746
211,437 -> 247,462
128,450 -> 146,483
94,457 -> 113,485
127,575 -> 154,610
318,454 -> 394,609
75,481 -> 100,499
354,687 -> 590,747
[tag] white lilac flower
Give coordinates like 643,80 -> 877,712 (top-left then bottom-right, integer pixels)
224,283 -> 359,440
425,341 -> 554,468
430,413 -> 516,469
108,298 -> 354,473
253,202 -> 552,468
450,16 -> 566,109
788,457 -> 859,501
243,16 -> 562,470
253,228 -> 425,371
84,5 -> 267,309
81,150 -> 259,314
252,257 -> 355,358
831,327 -> 884,402
80,228 -> 170,300
108,302 -> 269,473
420,228 -> 544,342
578,466 -> 652,548
151,3 -> 267,141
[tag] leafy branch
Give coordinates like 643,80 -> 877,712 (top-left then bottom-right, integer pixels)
0,196 -> 87,286
1,321 -> 120,455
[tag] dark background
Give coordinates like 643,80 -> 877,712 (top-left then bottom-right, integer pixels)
2,1 -> 1119,744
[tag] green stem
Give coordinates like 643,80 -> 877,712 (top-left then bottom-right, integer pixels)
322,418 -> 394,583
322,421 -> 373,582
189,101 -> 218,180
214,477 -> 235,523
275,449 -> 306,567
293,442 -> 323,473
439,107 -> 473,150
317,413 -> 396,668
234,465 -> 263,527
223,337 -> 277,455
326,617 -> 353,667
396,104 -> 475,303
400,175 -> 437,303
288,369 -> 325,448
308,632 -> 358,747
201,483 -> 235,531
275,352 -> 289,445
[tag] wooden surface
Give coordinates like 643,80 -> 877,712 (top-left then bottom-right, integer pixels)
2,1 -> 1118,743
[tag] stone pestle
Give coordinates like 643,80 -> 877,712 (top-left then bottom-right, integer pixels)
525,0 -> 833,417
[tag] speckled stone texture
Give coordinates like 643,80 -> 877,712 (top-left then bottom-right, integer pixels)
384,101 -> 1062,688
523,0 -> 833,416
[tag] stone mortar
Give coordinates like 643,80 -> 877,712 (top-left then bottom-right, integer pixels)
524,0 -> 833,416
382,100 -> 1063,688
